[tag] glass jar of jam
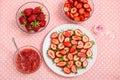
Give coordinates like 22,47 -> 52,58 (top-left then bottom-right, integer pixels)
14,46 -> 41,74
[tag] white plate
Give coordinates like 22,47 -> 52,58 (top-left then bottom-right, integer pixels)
42,24 -> 97,77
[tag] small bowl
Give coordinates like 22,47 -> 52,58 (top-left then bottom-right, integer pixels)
63,0 -> 94,23
16,1 -> 50,34
14,46 -> 41,74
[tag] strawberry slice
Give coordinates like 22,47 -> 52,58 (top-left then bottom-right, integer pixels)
50,44 -> 57,50
86,49 -> 93,57
86,7 -> 92,12
82,60 -> 88,68
67,61 -> 74,68
48,50 -> 55,59
75,61 -> 81,67
81,0 -> 88,3
79,8 -> 85,14
71,40 -> 77,45
77,52 -> 86,58
64,38 -> 70,42
63,42 -> 71,47
33,7 -> 41,14
71,51 -> 77,55
56,51 -> 62,58
64,3 -> 71,9
74,12 -> 79,17
64,47 -> 69,52
84,41 -> 92,49
60,50 -> 66,55
76,3 -> 82,9
63,55 -> 69,61
63,30 -> 73,37
73,55 -> 80,61
75,29 -> 82,36
68,53 -> 73,60
54,58 -> 60,63
84,12 -> 90,18
70,45 -> 76,53
83,3 -> 90,9
64,7 -> 70,12
71,65 -> 77,73
56,62 -> 66,67
74,1 -> 78,7
72,36 -> 81,40
80,57 -> 86,62
80,15 -> 85,21
24,8 -> 33,16
51,32 -> 58,39
71,7 -> 77,14
63,67 -> 71,74
58,43 -> 64,50
58,33 -> 65,43
51,39 -> 59,45
77,41 -> 84,49
82,35 -> 89,42
80,49 -> 87,53
74,16 -> 80,21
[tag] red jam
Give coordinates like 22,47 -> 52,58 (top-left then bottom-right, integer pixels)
15,48 -> 40,73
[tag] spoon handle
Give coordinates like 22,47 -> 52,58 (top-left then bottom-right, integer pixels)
12,38 -> 19,51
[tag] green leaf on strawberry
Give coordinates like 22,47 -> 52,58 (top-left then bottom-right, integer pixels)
21,12 -> 26,18
91,40 -> 95,45
60,56 -> 64,61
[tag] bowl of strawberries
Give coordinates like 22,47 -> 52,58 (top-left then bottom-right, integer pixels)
63,0 -> 94,23
16,1 -> 50,33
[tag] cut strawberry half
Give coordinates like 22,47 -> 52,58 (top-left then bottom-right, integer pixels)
56,51 -> 62,58
79,8 -> 85,14
83,3 -> 90,9
63,42 -> 71,47
54,58 -> 60,63
86,49 -> 93,57
70,13 -> 74,19
58,43 -> 64,50
56,62 -> 66,67
63,30 -> 73,37
77,41 -> 84,49
80,57 -> 86,62
51,39 -> 59,45
75,29 -> 82,36
64,3 -> 71,9
84,12 -> 90,18
71,65 -> 77,73
81,0 -> 88,3
68,53 -> 73,60
77,52 -> 86,58
82,35 -> 89,42
74,1 -> 78,7
72,36 -> 81,40
86,7 -> 92,12
82,60 -> 88,68
70,45 -> 76,53
58,33 -> 65,43
60,50 -> 66,55
63,55 -> 69,61
64,47 -> 69,52
71,7 -> 77,14
50,44 -> 57,50
51,32 -> 58,39
75,61 -> 81,67
71,51 -> 77,55
67,61 -> 74,68
74,17 -> 80,21
64,38 -> 70,42
80,49 -> 87,53
63,67 -> 71,74
48,50 -> 55,59
76,3 -> 82,9
74,55 -> 80,61
64,7 -> 70,12
84,41 -> 92,49
71,40 -> 78,45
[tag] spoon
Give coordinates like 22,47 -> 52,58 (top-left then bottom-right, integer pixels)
12,38 -> 23,60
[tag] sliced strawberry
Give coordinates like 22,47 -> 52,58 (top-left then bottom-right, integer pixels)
56,51 -> 62,57
24,8 -> 33,16
74,12 -> 79,17
48,50 -> 55,59
79,8 -> 85,14
70,13 -> 74,19
86,49 -> 93,57
71,40 -> 77,45
81,0 -> 88,3
75,29 -> 82,36
60,50 -> 66,55
76,3 -> 82,9
86,7 -> 92,12
71,51 -> 77,55
70,45 -> 76,53
71,7 -> 77,14
68,53 -> 73,60
67,0 -> 74,4
65,11 -> 70,17
51,32 -> 58,39
64,47 -> 69,52
58,33 -> 65,43
63,30 -> 73,37
63,67 -> 71,74
80,49 -> 87,53
74,1 -> 78,7
25,23 -> 32,32
84,3 -> 90,9
19,16 -> 27,25
54,58 -> 60,63
51,39 -> 59,45
33,7 -> 41,14
50,44 -> 57,50
84,41 -> 92,49
63,42 -> 71,47
64,38 -> 70,42
72,36 -> 81,40
80,15 -> 85,21
84,12 -> 90,18
74,55 -> 80,61
64,7 -> 70,12
75,61 -> 81,67
37,12 -> 45,21
80,57 -> 86,62
71,65 -> 77,73
82,35 -> 89,42
40,20 -> 46,27
77,52 -> 86,58
58,43 -> 64,50
74,16 -> 80,21
77,41 -> 84,49
63,55 -> 69,61
64,3 -> 71,9
56,62 -> 66,67
82,60 -> 88,68
67,61 -> 74,68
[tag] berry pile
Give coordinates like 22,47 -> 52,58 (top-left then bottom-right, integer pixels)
19,6 -> 46,32
47,29 -> 95,74
64,0 -> 92,21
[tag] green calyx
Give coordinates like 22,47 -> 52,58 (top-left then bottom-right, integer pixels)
21,12 -> 26,18
91,40 -> 95,45
60,56 -> 64,61
31,21 -> 40,27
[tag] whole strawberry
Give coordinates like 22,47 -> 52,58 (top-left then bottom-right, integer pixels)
28,14 -> 36,22
33,7 -> 41,14
24,8 -> 33,16
40,20 -> 46,27
25,23 -> 32,32
37,12 -> 45,21
33,26 -> 41,32
19,16 -> 27,25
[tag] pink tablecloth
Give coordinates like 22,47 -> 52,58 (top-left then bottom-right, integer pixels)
0,0 -> 120,80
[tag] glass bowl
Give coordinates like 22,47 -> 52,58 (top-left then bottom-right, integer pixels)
16,1 -> 50,34
63,0 -> 94,23
14,46 -> 41,74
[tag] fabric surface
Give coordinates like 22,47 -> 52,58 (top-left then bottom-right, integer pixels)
0,0 -> 120,80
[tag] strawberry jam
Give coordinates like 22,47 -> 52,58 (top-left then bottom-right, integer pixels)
15,46 -> 40,73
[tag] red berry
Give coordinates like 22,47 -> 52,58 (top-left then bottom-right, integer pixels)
25,23 -> 32,32
19,16 -> 27,25
24,8 -> 33,16
33,7 -> 41,14
28,14 -> 36,22
37,12 -> 45,21
33,26 -> 41,32
40,20 -> 46,27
